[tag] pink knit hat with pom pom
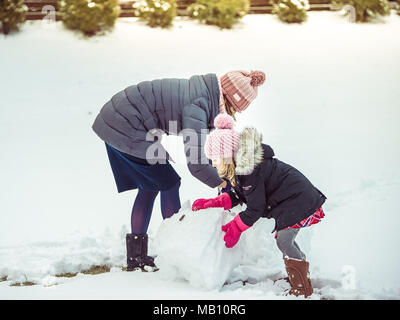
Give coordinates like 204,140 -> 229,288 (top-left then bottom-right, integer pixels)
220,70 -> 266,113
205,114 -> 241,160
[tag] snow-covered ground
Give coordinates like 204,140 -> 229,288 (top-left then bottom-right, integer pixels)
0,10 -> 400,299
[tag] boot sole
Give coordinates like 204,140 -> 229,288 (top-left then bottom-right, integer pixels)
141,266 -> 159,272
123,266 -> 159,272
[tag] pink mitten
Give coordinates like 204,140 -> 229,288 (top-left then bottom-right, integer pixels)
192,193 -> 232,211
221,214 -> 251,248
191,198 -> 208,211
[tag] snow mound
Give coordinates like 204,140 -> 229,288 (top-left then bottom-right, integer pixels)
0,227 -> 127,285
154,206 -> 241,290
153,202 -> 287,291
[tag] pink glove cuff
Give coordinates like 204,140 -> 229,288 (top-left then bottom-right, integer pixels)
220,193 -> 232,210
234,214 -> 251,232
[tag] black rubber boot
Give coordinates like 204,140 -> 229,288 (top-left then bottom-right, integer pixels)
126,234 -> 157,272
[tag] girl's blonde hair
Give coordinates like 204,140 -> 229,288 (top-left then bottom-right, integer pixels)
215,98 -> 237,186
216,158 -> 236,187
223,95 -> 236,121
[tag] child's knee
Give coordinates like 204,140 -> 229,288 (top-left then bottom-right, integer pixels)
276,235 -> 290,254
275,230 -> 297,252
275,229 -> 304,260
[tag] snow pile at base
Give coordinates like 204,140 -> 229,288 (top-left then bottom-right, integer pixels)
0,227 -> 128,286
153,202 -> 299,291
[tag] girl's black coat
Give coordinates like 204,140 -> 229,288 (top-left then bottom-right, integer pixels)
228,144 -> 326,233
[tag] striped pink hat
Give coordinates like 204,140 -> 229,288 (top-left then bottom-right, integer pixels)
220,70 -> 266,112
205,114 -> 240,160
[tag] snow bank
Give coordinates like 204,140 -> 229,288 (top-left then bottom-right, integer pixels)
0,227 -> 128,286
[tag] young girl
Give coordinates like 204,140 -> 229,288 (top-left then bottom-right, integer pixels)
92,70 -> 266,271
192,114 -> 326,298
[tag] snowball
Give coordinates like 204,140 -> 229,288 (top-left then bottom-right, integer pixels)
153,206 -> 244,290
153,202 -> 285,290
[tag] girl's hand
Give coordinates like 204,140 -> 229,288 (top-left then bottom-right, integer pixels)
192,193 -> 232,211
192,198 -> 209,211
221,214 -> 251,248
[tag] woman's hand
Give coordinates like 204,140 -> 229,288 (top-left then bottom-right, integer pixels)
218,180 -> 227,189
220,179 -> 232,193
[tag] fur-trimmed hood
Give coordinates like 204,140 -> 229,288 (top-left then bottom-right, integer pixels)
234,127 -> 274,175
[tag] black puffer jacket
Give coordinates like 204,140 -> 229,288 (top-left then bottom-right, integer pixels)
227,128 -> 326,233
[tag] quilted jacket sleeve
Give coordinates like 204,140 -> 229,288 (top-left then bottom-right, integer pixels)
182,97 -> 223,188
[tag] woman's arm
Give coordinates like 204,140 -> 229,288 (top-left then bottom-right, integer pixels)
182,97 -> 224,188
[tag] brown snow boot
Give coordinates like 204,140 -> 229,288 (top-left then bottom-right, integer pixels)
284,257 -> 313,298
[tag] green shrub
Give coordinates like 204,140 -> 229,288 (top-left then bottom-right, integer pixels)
0,0 -> 28,35
187,0 -> 249,29
133,0 -> 177,28
332,0 -> 391,22
270,0 -> 309,23
58,0 -> 120,36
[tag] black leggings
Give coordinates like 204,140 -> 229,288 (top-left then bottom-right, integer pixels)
130,180 -> 181,234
